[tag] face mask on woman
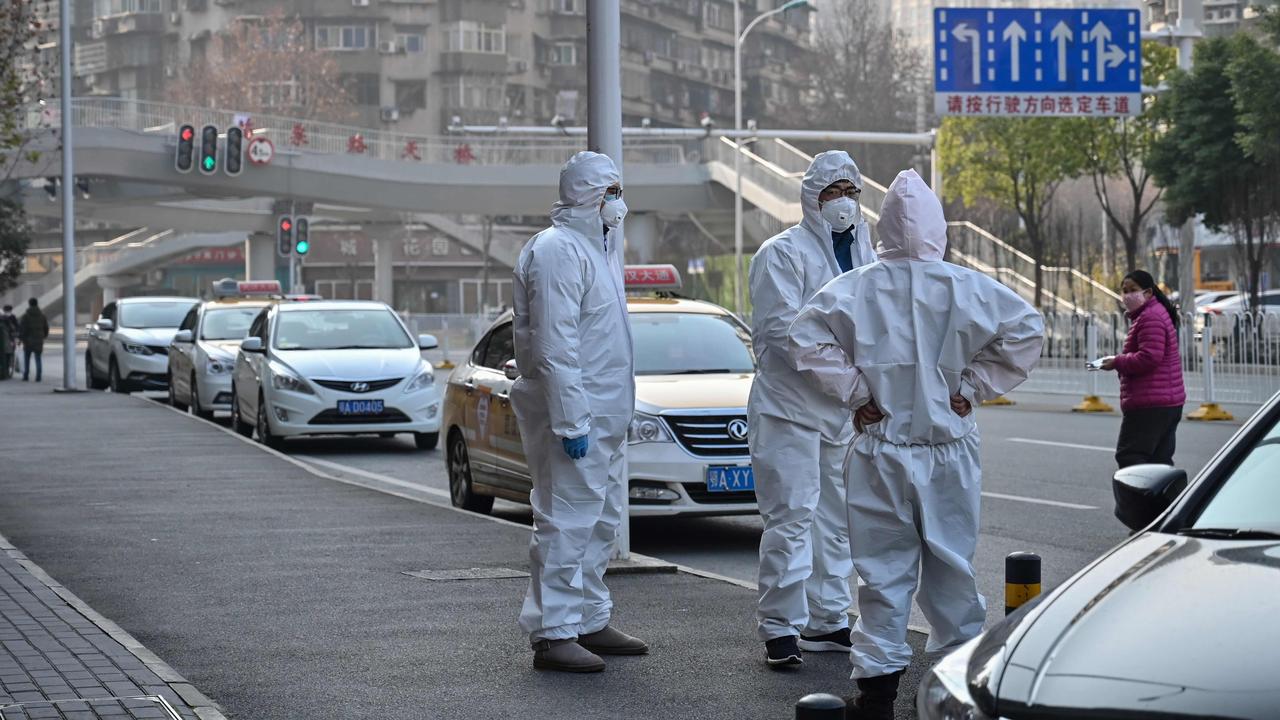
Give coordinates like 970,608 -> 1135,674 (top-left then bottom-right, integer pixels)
1123,291 -> 1149,313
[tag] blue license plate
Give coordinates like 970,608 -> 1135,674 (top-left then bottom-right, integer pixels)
337,399 -> 384,415
706,466 -> 754,493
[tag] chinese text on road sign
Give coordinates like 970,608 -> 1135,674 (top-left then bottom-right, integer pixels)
935,7 -> 1141,117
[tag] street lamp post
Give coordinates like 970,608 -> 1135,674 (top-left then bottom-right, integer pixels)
733,0 -> 811,317
58,0 -> 79,392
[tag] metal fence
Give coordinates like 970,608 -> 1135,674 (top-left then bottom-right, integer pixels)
1022,311 -> 1280,406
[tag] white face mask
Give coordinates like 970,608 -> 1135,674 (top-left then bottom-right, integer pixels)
601,197 -> 628,228
820,196 -> 859,232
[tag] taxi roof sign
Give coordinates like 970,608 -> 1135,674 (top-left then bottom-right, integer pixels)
211,278 -> 282,298
623,264 -> 682,291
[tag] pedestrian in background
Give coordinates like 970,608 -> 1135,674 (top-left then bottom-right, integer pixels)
0,306 -> 13,380
1,305 -> 18,377
19,298 -> 49,383
1100,270 -> 1186,467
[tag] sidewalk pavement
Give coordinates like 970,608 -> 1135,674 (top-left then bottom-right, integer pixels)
0,379 -> 930,719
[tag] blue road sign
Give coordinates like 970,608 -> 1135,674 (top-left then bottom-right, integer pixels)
935,7 -> 1142,117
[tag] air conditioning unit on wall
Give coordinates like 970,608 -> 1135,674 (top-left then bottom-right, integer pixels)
352,0 -> 370,7
378,40 -> 398,54
381,106 -> 400,122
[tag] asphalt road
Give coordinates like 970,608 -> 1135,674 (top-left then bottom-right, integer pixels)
29,346 -> 1250,632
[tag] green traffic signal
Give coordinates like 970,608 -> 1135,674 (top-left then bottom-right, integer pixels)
295,239 -> 310,254
203,156 -> 215,171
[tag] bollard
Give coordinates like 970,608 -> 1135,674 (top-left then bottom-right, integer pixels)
1074,316 -> 1115,413
437,318 -> 456,370
1005,552 -> 1041,615
1187,313 -> 1233,421
795,693 -> 845,720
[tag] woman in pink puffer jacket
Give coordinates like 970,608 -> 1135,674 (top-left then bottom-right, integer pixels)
1101,270 -> 1186,467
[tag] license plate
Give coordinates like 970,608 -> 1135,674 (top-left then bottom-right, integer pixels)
706,466 -> 754,493
337,399 -> 384,415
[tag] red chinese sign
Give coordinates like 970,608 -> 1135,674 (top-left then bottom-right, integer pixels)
623,264 -> 681,289
939,93 -> 1138,117
174,247 -> 246,266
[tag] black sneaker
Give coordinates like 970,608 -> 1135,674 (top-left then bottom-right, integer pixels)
765,635 -> 803,667
798,627 -> 852,652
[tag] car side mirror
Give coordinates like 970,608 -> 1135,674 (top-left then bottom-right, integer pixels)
96,318 -> 114,332
418,333 -> 439,350
240,337 -> 265,354
173,330 -> 193,344
1113,464 -> 1188,532
503,358 -> 519,381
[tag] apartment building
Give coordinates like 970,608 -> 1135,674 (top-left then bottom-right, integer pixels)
1145,0 -> 1279,36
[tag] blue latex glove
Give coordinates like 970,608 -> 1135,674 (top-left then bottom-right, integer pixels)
562,435 -> 589,460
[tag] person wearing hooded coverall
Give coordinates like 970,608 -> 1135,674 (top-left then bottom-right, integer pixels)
748,151 -> 875,667
510,151 -> 649,673
787,169 -> 1044,718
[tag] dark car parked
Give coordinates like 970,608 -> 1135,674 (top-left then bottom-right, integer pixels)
917,391 -> 1280,720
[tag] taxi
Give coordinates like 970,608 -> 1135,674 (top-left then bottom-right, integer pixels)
442,265 -> 757,517
167,279 -> 284,419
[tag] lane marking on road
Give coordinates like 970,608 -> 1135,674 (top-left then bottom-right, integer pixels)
1007,437 -> 1114,453
293,455 -> 450,499
980,491 -> 1098,510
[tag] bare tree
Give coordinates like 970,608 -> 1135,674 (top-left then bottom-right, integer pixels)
166,9 -> 354,122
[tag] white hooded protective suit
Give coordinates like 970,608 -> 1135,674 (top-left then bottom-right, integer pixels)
510,151 -> 635,643
748,151 -> 874,642
787,169 -> 1044,677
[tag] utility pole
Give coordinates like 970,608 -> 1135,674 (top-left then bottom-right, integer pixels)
57,0 -> 80,392
1177,0 -> 1202,308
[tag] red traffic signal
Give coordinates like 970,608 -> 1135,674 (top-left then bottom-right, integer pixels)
175,124 -> 196,173
277,215 -> 294,257
281,219 -> 292,232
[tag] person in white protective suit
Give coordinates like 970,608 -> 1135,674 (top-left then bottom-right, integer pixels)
509,151 -> 648,673
748,150 -> 875,667
787,169 -> 1044,719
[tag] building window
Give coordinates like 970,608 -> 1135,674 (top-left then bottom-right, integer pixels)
250,79 -> 304,109
394,80 -> 427,111
93,0 -> 162,17
702,44 -> 731,71
551,0 -> 582,14
549,42 -> 577,65
343,73 -> 381,105
704,1 -> 731,31
444,77 -> 506,110
443,21 -> 506,54
316,25 -> 370,51
397,32 -> 425,53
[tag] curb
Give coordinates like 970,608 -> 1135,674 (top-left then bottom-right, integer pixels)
0,532 -> 228,720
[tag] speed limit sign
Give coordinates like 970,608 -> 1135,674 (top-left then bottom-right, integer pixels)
247,136 -> 274,166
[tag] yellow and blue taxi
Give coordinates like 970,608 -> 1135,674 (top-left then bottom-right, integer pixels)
442,265 -> 757,517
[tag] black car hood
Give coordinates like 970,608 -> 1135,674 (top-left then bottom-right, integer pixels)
988,533 -> 1280,720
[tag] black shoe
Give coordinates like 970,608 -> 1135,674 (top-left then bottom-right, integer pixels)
798,627 -> 852,652
765,635 -> 803,667
844,670 -> 903,720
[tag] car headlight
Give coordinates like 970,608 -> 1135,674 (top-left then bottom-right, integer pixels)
628,412 -> 674,444
206,356 -> 234,375
269,362 -> 314,395
917,636 -> 991,720
121,341 -> 153,356
403,365 -> 435,393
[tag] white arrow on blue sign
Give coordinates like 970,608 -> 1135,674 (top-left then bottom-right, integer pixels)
935,7 -> 1142,117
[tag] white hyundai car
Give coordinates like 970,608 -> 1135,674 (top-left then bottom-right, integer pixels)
87,296 -> 199,393
230,300 -> 442,450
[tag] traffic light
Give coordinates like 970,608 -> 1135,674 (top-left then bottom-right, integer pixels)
277,215 -> 294,257
175,124 -> 195,173
294,217 -> 310,256
225,126 -> 244,176
199,124 -> 218,175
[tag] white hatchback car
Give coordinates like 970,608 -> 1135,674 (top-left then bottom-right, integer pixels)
87,296 -> 199,393
230,300 -> 442,450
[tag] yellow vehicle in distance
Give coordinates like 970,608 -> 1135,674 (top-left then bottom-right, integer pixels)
443,265 -> 758,518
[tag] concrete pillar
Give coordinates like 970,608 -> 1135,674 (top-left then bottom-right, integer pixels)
374,236 -> 394,304
625,212 -> 659,264
99,274 -> 140,306
245,233 -> 277,282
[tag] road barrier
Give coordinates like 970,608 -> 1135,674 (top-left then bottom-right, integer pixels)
1005,552 -> 1042,615
795,693 -> 845,719
1023,310 -> 1280,412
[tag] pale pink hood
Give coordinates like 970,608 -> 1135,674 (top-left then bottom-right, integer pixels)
876,169 -> 947,261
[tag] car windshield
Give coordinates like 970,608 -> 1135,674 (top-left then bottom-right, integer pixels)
273,309 -> 413,351
630,312 -> 754,376
1190,406 -> 1280,532
201,307 -> 261,341
118,302 -> 195,329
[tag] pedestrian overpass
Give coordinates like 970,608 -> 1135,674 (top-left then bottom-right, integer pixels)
6,98 -> 1118,315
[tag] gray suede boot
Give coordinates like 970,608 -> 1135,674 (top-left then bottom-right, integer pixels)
578,626 -> 649,655
532,638 -> 606,673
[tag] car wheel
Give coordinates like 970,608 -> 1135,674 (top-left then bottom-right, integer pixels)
190,373 -> 214,421
448,431 -> 492,514
414,432 -> 439,451
86,354 -> 108,390
230,385 -> 253,437
256,393 -> 284,450
108,357 -> 127,394
168,373 -> 187,410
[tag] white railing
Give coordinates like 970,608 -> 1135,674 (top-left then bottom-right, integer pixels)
1022,310 -> 1280,405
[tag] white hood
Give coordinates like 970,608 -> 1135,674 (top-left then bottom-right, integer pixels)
876,169 -> 947,262
118,327 -> 180,346
548,150 -> 620,250
798,150 -> 865,266
275,348 -> 424,381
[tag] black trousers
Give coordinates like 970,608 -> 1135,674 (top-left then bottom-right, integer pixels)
1116,406 -> 1182,468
